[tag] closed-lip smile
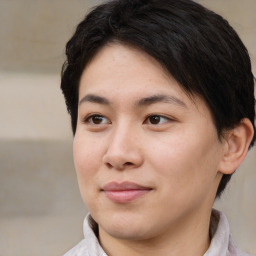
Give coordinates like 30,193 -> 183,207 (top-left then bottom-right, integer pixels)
102,181 -> 152,203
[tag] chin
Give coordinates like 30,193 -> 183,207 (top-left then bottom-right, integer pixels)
98,213 -> 154,240
102,225 -> 153,241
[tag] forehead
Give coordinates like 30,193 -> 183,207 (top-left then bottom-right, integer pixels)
81,43 -> 171,82
79,43 -> 208,115
81,43 -> 182,94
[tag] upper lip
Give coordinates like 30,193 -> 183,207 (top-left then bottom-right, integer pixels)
102,181 -> 152,191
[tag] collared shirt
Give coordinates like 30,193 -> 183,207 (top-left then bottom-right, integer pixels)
64,209 -> 251,256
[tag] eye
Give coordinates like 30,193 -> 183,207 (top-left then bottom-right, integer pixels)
145,115 -> 170,125
84,114 -> 110,125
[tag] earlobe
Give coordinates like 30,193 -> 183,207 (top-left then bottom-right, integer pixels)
219,118 -> 254,175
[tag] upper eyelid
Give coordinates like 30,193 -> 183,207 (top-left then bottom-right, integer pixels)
146,114 -> 174,120
83,113 -> 110,123
83,113 -> 105,119
143,114 -> 174,126
81,113 -> 175,124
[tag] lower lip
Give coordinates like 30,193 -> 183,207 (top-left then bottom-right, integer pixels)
103,189 -> 151,203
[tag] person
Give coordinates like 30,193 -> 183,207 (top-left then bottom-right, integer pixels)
61,0 -> 255,255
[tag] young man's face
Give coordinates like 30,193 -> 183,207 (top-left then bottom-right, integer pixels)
73,43 -> 225,241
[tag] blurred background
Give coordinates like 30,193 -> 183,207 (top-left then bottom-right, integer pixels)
0,0 -> 255,255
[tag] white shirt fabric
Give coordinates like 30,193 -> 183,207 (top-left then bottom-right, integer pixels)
64,209 -> 251,256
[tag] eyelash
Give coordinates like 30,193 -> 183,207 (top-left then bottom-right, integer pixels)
144,114 -> 171,125
83,114 -> 172,126
83,114 -> 111,125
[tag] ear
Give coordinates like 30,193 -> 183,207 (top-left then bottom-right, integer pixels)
219,118 -> 254,175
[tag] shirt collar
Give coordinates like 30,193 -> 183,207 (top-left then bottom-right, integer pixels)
83,209 -> 245,256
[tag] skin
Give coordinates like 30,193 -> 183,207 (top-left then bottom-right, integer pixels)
73,43 -> 253,256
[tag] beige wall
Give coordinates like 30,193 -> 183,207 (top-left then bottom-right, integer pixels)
0,1 -> 255,255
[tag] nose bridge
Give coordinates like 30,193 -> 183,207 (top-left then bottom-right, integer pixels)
103,119 -> 142,169
112,120 -> 134,147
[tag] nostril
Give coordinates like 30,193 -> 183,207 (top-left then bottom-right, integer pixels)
125,162 -> 133,166
106,163 -> 112,169
105,162 -> 132,169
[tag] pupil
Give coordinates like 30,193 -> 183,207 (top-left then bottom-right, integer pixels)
150,116 -> 160,124
92,116 -> 102,124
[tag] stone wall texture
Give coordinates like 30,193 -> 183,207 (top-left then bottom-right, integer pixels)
0,0 -> 255,255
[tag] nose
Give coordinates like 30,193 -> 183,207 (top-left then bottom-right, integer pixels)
103,125 -> 143,170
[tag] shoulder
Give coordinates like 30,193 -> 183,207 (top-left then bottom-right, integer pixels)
205,209 -> 253,256
227,235 -> 253,256
63,239 -> 88,256
63,214 -> 107,256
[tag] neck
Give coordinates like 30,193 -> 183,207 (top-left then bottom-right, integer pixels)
99,208 -> 212,256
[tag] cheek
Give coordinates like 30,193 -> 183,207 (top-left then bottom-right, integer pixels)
148,130 -> 221,195
73,134 -> 106,211
73,134 -> 105,195
73,134 -> 102,173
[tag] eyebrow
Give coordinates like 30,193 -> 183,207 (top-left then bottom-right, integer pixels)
136,94 -> 187,108
79,94 -> 110,105
79,93 -> 187,108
